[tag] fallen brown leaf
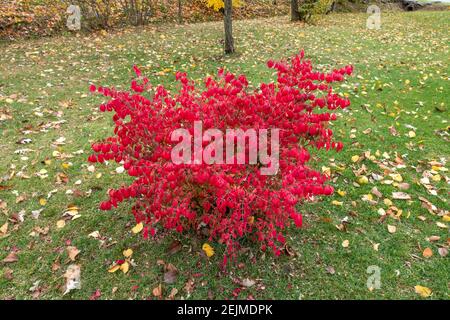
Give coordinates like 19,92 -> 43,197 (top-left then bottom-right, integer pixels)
66,246 -> 80,261
438,247 -> 448,257
422,247 -> 433,258
387,225 -> 397,234
392,192 -> 411,200
167,240 -> 182,255
152,284 -> 163,298
2,252 -> 18,263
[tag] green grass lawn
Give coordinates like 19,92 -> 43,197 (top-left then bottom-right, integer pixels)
0,11 -> 449,300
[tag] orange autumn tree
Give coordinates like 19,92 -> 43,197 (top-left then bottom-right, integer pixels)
205,0 -> 242,11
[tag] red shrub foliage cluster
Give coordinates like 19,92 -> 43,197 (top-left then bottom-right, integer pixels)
88,51 -> 352,264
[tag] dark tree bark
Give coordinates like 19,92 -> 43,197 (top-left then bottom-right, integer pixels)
291,0 -> 300,21
224,0 -> 235,54
177,0 -> 183,24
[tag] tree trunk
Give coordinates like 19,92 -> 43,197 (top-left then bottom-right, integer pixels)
291,0 -> 300,21
178,0 -> 183,24
224,0 -> 235,54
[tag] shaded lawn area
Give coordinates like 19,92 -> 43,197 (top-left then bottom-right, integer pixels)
0,11 -> 448,300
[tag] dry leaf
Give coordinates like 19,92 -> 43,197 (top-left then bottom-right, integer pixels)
202,243 -> 215,257
167,240 -> 182,255
66,246 -> 80,261
414,285 -> 432,298
52,260 -> 61,271
387,225 -> 397,234
164,270 -> 178,284
132,222 -> 144,234
123,249 -> 133,258
88,231 -> 101,239
2,252 -> 18,263
3,267 -> 13,280
371,187 -> 382,198
56,220 -> 66,229
108,264 -> 120,273
167,287 -> 178,299
392,192 -> 411,200
242,278 -> 256,287
152,284 -> 162,298
397,183 -> 410,190
0,222 -> 8,235
326,266 -> 336,274
120,261 -> 129,274
436,222 -> 448,229
438,247 -> 448,257
422,247 -> 433,258
342,239 -> 349,248
184,278 -> 195,295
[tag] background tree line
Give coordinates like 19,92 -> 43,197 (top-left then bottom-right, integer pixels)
0,0 -> 290,39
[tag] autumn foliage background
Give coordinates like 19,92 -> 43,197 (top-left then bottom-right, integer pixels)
0,0 -> 289,39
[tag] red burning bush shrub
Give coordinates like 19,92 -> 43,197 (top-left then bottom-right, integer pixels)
89,51 -> 352,265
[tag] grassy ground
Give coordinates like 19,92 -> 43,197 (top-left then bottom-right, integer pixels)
0,11 -> 449,300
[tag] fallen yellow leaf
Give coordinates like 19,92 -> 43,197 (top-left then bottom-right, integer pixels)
62,162 -> 71,169
0,222 -> 8,235
342,240 -> 349,248
431,174 -> 441,182
321,166 -> 331,175
132,222 -> 144,234
56,220 -> 66,229
202,243 -> 214,258
357,176 -> 369,185
120,261 -> 129,274
391,173 -> 403,182
108,264 -> 120,273
414,285 -> 432,298
123,248 -> 133,258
